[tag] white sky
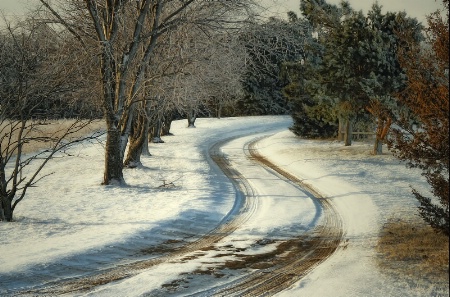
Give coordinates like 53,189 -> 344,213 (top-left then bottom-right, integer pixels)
0,0 -> 444,24
260,0 -> 443,23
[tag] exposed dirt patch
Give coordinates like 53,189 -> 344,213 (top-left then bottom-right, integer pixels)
156,139 -> 344,296
377,218 -> 449,287
161,278 -> 189,292
204,141 -> 344,296
191,267 -> 226,278
140,239 -> 185,255
219,238 -> 312,270
211,227 -> 342,296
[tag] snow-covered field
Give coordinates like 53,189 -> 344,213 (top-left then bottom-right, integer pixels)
0,116 -> 446,296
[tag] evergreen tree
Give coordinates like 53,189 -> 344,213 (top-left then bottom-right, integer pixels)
283,79 -> 337,138
299,0 -> 365,145
282,39 -> 337,138
298,0 -> 421,147
360,5 -> 423,154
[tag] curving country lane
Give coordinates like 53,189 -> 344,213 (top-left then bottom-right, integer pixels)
205,138 -> 344,296
186,135 -> 344,296
18,131 -> 344,296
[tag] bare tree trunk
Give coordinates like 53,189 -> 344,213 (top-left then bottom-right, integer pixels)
373,138 -> 383,155
142,102 -> 152,156
152,116 -> 164,143
217,102 -> 222,119
337,117 -> 344,141
344,119 -> 353,146
0,160 -> 8,221
187,109 -> 197,128
373,118 -> 384,155
124,107 -> 148,168
142,130 -> 151,156
161,112 -> 174,136
124,137 -> 144,168
0,195 -> 13,221
101,40 -> 125,184
84,0 -> 156,184
156,118 -> 162,140
372,117 -> 392,155
103,127 -> 125,183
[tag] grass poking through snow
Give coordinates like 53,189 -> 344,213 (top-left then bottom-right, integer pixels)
377,218 -> 449,289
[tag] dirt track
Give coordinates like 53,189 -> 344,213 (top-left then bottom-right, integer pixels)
207,140 -> 344,296
187,139 -> 344,296
18,134 -> 344,296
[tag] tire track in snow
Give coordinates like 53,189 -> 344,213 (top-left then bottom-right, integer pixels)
18,134 -> 344,296
198,138 -> 344,296
17,138 -> 260,296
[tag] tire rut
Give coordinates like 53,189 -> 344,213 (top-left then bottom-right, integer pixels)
204,139 -> 344,296
16,138 -> 259,296
17,134 -> 344,296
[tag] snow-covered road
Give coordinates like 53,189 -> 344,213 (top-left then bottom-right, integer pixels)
1,116 -> 445,296
71,130 -> 334,296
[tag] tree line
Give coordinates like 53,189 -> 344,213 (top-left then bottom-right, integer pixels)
0,0 -> 303,221
0,0 -> 259,221
0,0 -> 448,235
282,0 -> 448,235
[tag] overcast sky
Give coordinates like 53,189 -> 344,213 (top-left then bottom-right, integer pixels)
0,0 -> 444,25
260,0 -> 443,24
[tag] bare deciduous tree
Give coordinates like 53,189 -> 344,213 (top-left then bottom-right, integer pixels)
0,16 -> 100,221
40,0 -> 257,185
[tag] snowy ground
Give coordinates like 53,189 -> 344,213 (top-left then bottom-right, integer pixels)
0,116 -> 446,296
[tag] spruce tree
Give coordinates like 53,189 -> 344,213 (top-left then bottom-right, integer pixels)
298,0 -> 421,148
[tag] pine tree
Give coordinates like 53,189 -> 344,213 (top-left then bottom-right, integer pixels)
299,0 -> 422,148
300,1 -> 370,145
283,61 -> 337,138
360,6 -> 423,154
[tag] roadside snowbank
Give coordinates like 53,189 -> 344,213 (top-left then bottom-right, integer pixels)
256,131 -> 443,297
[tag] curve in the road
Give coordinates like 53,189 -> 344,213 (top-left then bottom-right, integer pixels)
191,138 -> 344,296
17,137 -> 260,296
18,133 -> 344,296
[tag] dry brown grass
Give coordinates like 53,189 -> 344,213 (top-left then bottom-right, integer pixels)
0,119 -> 105,154
377,218 -> 449,285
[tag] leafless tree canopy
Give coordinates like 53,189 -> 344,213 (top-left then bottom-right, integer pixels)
36,0 -> 259,184
0,15 -> 102,221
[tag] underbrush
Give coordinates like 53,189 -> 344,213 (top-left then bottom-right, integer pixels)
377,218 -> 449,291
